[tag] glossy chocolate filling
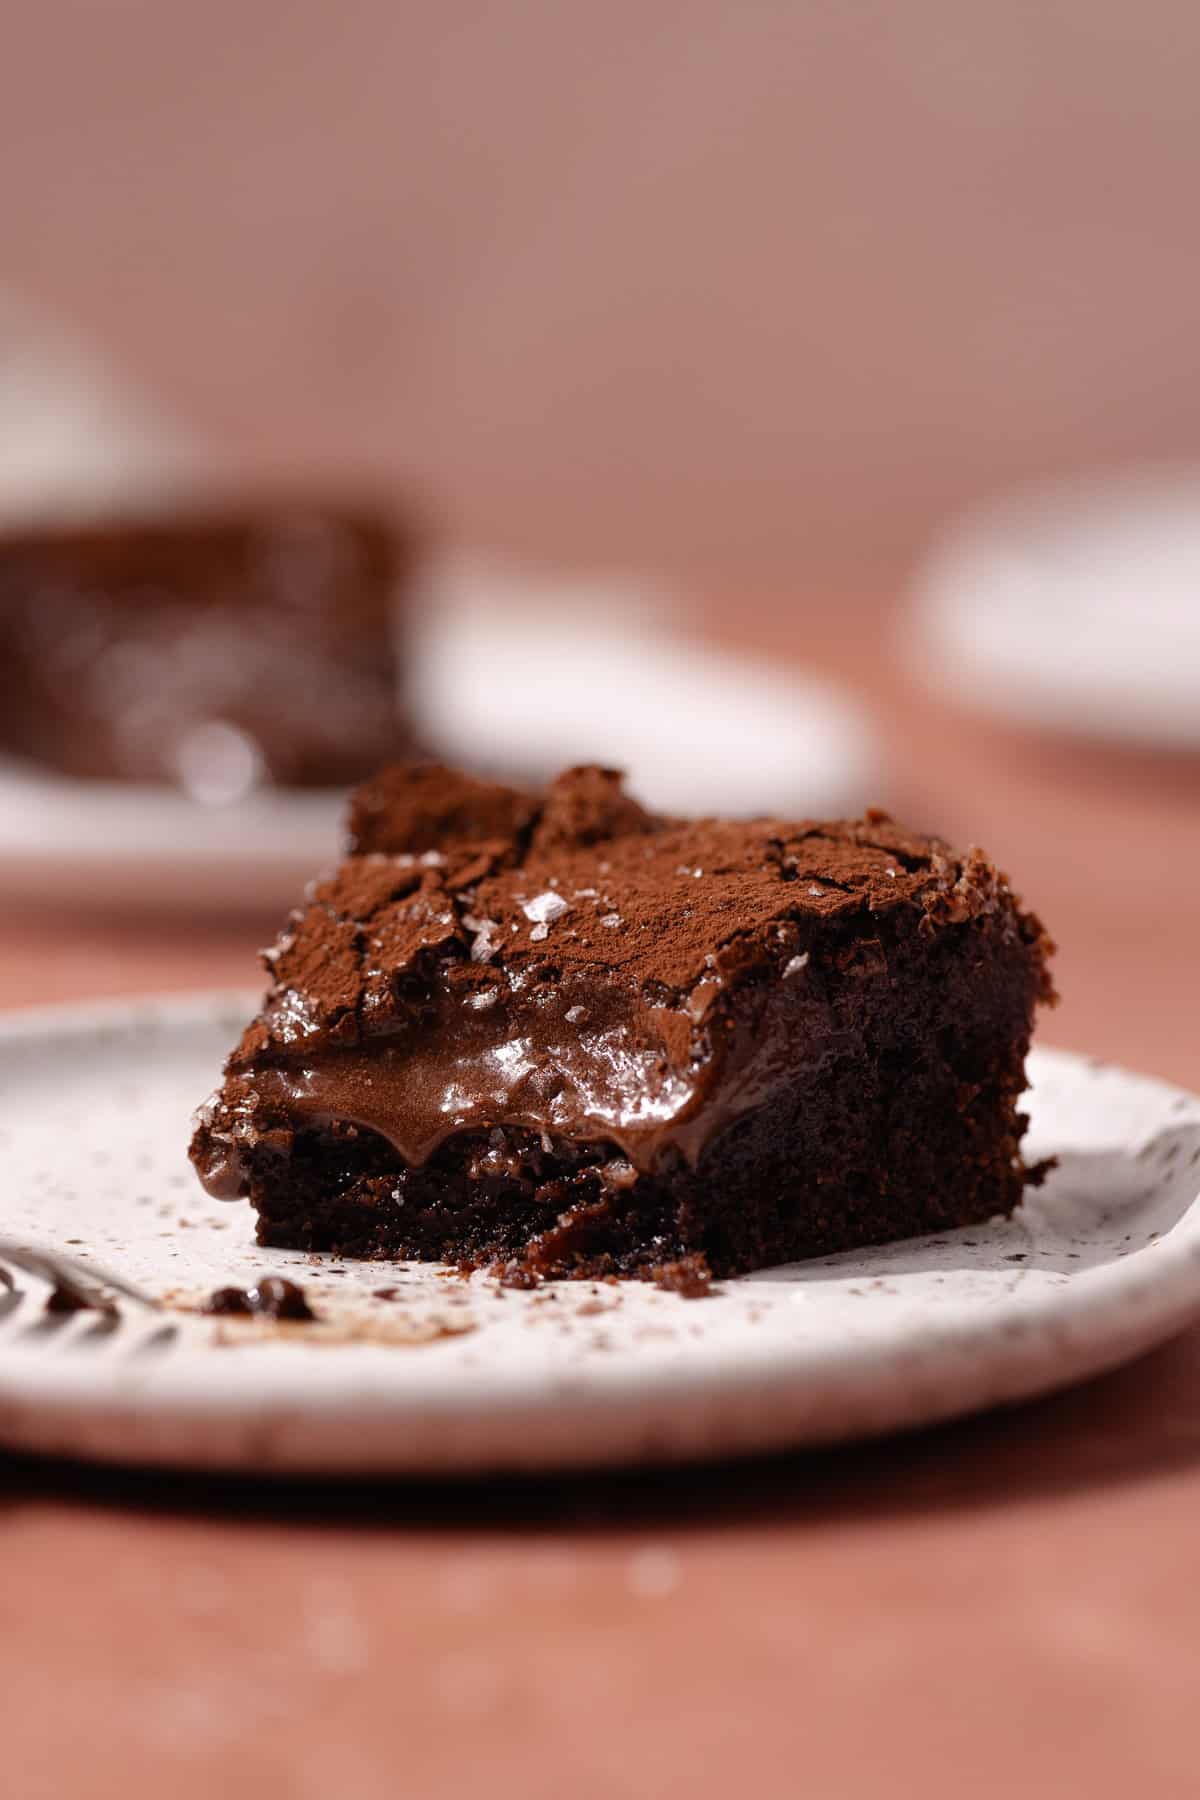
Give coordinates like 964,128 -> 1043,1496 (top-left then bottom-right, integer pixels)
194,960 -> 815,1201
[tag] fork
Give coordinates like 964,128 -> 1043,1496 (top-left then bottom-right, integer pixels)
0,1237 -> 179,1353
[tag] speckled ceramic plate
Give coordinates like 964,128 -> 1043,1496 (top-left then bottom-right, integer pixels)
1,991 -> 1198,1476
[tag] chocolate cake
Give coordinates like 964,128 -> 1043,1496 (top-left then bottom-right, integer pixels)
0,502 -> 417,793
190,764 -> 1055,1279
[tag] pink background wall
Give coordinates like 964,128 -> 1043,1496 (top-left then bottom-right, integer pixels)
4,3 -> 1199,580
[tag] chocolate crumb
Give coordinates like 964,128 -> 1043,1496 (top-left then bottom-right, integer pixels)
650,1255 -> 717,1299
45,1280 -> 118,1317
494,1260 -> 542,1291
203,1276 -> 318,1321
204,1286 -> 255,1316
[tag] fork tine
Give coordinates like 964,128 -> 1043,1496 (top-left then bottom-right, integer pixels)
67,1314 -> 123,1348
0,1241 -> 186,1360
0,1239 -> 159,1309
131,1323 -> 181,1356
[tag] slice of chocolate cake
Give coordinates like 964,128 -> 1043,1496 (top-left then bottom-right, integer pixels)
0,501 -> 418,793
190,764 -> 1055,1280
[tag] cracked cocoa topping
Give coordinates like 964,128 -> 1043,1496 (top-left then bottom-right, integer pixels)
190,763 -> 1055,1279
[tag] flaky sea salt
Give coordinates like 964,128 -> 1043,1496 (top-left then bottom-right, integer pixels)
463,915 -> 502,963
784,953 -> 810,977
599,913 -> 621,928
522,891 -> 570,927
260,931 -> 296,968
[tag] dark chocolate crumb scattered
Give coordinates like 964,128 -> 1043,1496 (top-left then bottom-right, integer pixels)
45,1280 -> 118,1317
203,1286 -> 255,1316
203,1277 -> 318,1321
649,1255 -> 717,1299
494,1260 -> 542,1290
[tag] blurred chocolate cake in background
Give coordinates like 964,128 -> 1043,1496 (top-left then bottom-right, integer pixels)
0,502 -> 419,799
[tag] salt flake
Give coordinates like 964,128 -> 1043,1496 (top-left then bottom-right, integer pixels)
522,891 -> 570,927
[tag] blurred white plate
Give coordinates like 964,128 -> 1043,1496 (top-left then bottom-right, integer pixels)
415,553 -> 877,817
1,993 -> 1198,1475
0,555 -> 877,913
0,758 -> 345,912
909,470 -> 1200,748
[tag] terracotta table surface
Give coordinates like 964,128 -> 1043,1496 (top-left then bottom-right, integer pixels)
4,592 -> 1200,1800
